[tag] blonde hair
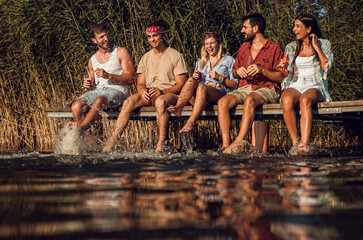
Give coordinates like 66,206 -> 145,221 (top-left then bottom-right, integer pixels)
199,34 -> 223,71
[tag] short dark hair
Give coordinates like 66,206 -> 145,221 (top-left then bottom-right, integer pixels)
89,24 -> 107,38
242,13 -> 266,34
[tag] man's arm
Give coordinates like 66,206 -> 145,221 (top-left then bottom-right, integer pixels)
136,73 -> 147,93
247,46 -> 285,83
84,59 -> 95,89
248,65 -> 284,83
136,73 -> 151,102
161,74 -> 187,95
95,47 -> 135,85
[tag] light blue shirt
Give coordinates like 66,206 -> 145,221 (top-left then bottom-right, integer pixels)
195,53 -> 239,93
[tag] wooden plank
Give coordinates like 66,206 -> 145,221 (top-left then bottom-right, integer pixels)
45,100 -> 363,121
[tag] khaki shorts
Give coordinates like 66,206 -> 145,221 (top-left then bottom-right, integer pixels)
149,93 -> 179,106
227,85 -> 280,104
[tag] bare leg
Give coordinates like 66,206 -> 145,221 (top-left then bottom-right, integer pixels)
180,85 -> 224,133
168,77 -> 198,117
71,99 -> 90,126
102,93 -> 150,152
223,93 -> 265,154
77,96 -> 109,131
217,94 -> 239,149
299,88 -> 323,153
155,93 -> 178,152
281,88 -> 301,146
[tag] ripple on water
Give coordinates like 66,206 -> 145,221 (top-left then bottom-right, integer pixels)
0,148 -> 362,239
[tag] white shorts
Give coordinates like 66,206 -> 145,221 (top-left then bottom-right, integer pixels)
287,77 -> 320,94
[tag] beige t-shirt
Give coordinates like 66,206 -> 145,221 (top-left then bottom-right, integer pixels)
137,47 -> 188,90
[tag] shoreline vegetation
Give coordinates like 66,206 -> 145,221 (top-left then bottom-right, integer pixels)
0,0 -> 361,152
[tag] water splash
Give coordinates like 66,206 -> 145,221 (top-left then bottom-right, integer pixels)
180,132 -> 196,156
54,125 -> 98,155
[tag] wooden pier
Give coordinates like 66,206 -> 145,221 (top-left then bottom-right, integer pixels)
46,100 -> 363,121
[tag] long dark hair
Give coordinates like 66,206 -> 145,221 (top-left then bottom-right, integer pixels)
292,14 -> 323,64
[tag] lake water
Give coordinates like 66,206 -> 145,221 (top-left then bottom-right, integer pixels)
0,149 -> 362,240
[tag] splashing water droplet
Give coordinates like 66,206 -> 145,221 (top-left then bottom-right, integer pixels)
54,125 -> 87,155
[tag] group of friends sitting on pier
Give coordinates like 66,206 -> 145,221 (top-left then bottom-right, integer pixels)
68,13 -> 333,156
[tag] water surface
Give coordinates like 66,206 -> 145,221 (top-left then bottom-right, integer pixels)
0,149 -> 362,239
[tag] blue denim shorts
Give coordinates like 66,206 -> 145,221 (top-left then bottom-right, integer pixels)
78,87 -> 129,110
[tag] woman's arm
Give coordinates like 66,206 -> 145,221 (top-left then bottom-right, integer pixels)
312,36 -> 333,72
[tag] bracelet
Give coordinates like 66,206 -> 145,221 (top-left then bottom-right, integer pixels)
219,76 -> 226,85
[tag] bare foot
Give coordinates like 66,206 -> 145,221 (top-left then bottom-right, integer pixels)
67,121 -> 78,128
222,139 -> 248,154
102,137 -> 117,152
66,122 -> 83,134
289,145 -> 300,156
179,121 -> 194,133
155,143 -> 164,152
217,145 -> 229,153
288,141 -> 301,156
299,143 -> 309,154
167,105 -> 183,117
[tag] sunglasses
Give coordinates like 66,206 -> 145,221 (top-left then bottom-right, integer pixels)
204,32 -> 217,35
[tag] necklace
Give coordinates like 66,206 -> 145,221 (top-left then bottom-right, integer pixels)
210,56 -> 224,70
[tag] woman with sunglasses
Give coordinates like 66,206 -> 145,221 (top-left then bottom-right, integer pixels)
168,32 -> 238,132
279,14 -> 333,155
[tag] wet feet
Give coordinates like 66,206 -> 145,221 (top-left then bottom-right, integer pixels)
102,137 -> 117,152
67,121 -> 78,128
155,143 -> 164,152
288,142 -> 315,156
179,121 -> 194,133
66,121 -> 83,132
289,142 -> 300,156
167,105 -> 183,117
217,145 -> 229,153
222,139 -> 248,154
299,143 -> 311,155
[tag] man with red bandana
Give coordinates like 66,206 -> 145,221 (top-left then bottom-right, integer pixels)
103,20 -> 188,152
218,13 -> 284,154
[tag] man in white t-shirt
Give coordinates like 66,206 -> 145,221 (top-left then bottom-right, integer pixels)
103,20 -> 188,152
70,24 -> 135,131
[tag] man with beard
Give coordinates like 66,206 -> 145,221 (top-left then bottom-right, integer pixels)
102,20 -> 188,152
218,13 -> 284,154
70,24 -> 135,131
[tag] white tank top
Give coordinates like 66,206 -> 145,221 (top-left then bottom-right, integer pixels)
289,56 -> 319,92
294,56 -> 315,79
91,45 -> 129,94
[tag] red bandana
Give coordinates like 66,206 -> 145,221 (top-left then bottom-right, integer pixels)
146,26 -> 164,35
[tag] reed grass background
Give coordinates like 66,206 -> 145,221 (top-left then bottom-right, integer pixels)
0,0 -> 362,151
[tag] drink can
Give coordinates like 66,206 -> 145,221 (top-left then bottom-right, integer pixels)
85,78 -> 92,88
196,71 -> 203,80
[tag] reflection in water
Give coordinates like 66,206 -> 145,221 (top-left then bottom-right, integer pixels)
0,150 -> 362,239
